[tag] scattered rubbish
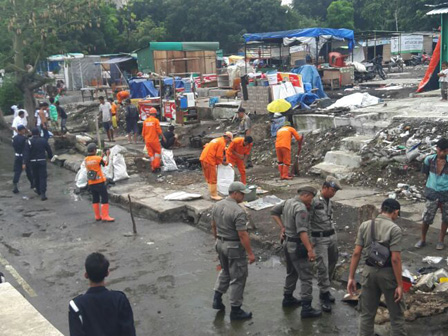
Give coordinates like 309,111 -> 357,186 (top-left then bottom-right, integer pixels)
164,192 -> 202,201
422,256 -> 443,264
146,242 -> 155,245
415,273 -> 437,292
245,195 -> 283,211
256,187 -> 269,195
161,148 -> 178,172
417,266 -> 439,275
433,268 -> 448,282
342,293 -> 359,304
22,196 -> 29,200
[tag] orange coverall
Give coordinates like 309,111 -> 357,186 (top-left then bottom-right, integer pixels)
142,116 -> 162,171
275,126 -> 302,179
116,91 -> 130,104
227,137 -> 253,184
199,137 -> 227,184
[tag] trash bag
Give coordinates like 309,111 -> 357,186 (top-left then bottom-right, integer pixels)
113,153 -> 130,181
217,164 -> 235,195
161,148 -> 178,172
75,160 -> 88,189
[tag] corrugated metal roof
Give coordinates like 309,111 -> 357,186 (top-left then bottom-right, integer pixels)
427,7 -> 448,15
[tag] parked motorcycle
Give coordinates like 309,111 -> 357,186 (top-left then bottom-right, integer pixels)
350,61 -> 375,83
388,55 -> 404,73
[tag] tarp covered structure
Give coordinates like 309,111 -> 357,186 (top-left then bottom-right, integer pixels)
129,79 -> 159,98
243,28 -> 355,50
417,36 -> 441,92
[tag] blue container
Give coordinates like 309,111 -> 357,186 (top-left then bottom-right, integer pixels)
304,82 -> 312,93
180,96 -> 188,109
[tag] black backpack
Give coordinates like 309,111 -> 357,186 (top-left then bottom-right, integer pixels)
366,219 -> 391,268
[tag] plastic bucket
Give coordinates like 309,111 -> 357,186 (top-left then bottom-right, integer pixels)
244,185 -> 257,202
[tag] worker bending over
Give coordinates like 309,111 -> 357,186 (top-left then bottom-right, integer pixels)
227,136 -> 253,185
275,122 -> 303,180
200,132 -> 233,200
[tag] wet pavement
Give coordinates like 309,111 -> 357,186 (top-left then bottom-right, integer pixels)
2,139 -> 443,335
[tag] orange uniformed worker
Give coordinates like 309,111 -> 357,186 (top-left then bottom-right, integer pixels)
200,132 -> 233,200
142,108 -> 166,172
227,136 -> 253,185
84,143 -> 114,222
116,90 -> 130,105
275,121 -> 303,180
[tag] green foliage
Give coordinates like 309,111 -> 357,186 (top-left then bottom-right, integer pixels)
327,0 -> 354,30
0,77 -> 23,115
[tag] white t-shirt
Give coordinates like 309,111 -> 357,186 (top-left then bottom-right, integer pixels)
35,109 -> 48,127
14,108 -> 29,119
12,116 -> 27,136
99,102 -> 112,122
440,69 -> 448,83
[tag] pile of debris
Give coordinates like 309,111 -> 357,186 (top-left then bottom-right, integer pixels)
348,119 -> 448,189
385,183 -> 423,201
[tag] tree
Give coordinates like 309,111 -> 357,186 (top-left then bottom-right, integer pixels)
1,0 -> 103,125
327,0 -> 354,29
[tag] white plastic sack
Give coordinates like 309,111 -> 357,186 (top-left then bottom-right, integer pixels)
113,153 -> 130,182
164,191 -> 202,201
217,164 -> 235,196
326,92 -> 381,110
75,161 -> 88,189
161,148 -> 178,172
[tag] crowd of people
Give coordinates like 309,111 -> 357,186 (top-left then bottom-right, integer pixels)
8,88 -> 448,336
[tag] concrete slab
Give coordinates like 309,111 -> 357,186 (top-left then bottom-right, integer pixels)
309,162 -> 354,180
324,150 -> 361,168
0,282 -> 63,336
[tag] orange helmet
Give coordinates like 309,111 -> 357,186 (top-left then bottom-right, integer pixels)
149,107 -> 157,115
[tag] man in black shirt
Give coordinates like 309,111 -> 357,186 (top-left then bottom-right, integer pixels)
161,125 -> 180,149
56,101 -> 68,133
69,253 -> 136,336
24,128 -> 53,201
12,125 -> 34,193
124,99 -> 139,144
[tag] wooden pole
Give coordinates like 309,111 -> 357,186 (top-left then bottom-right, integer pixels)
95,114 -> 102,151
128,194 -> 137,235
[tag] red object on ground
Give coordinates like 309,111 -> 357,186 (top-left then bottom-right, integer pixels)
417,36 -> 441,93
402,278 -> 413,293
329,52 -> 349,67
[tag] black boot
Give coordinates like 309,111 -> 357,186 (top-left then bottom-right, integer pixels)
301,301 -> 322,318
320,292 -> 332,313
12,183 -> 19,194
230,306 -> 252,321
320,291 -> 335,303
41,193 -> 48,201
212,291 -> 225,310
282,293 -> 302,307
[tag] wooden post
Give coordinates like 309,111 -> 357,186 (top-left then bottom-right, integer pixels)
128,194 -> 137,235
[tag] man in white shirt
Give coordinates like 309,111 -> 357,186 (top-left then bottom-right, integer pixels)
98,96 -> 114,142
13,104 -> 29,119
438,61 -> 448,101
11,110 -> 29,136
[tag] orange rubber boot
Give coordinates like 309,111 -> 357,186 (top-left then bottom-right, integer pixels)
278,165 -> 283,179
92,203 -> 101,221
101,204 -> 115,222
282,165 -> 293,180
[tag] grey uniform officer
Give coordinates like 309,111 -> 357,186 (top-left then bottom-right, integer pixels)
211,182 -> 255,321
347,199 -> 406,336
309,176 -> 341,313
271,186 -> 322,318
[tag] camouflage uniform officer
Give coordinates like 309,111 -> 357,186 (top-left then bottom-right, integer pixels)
348,199 -> 406,336
271,186 -> 322,318
211,182 -> 256,321
309,176 -> 342,313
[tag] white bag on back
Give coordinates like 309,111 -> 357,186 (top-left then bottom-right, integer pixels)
75,160 -> 88,189
217,164 -> 235,196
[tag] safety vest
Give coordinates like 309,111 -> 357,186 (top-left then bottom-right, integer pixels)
85,155 -> 106,185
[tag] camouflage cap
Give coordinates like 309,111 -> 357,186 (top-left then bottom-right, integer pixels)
325,176 -> 342,190
297,185 -> 318,196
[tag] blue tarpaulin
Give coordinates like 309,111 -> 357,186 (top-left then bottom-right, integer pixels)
163,77 -> 185,89
285,92 -> 319,110
243,28 -> 355,50
129,79 -> 159,98
291,65 -> 327,99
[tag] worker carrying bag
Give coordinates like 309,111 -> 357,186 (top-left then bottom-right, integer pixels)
366,219 -> 391,268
